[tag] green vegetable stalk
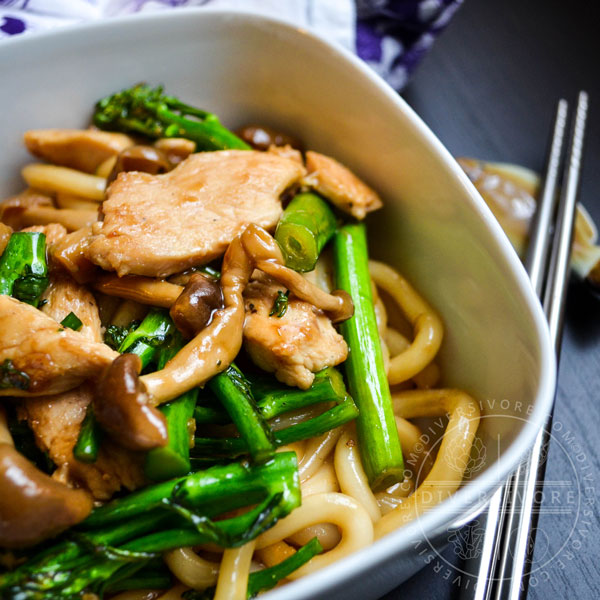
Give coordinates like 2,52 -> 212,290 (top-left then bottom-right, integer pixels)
275,192 -> 338,272
0,231 -> 49,307
208,364 -> 275,464
253,367 -> 348,420
118,308 -> 175,368
73,405 -> 103,463
183,537 -> 323,600
1,453 -> 300,598
144,337 -> 197,481
333,223 -> 404,492
93,83 -> 250,151
194,367 -> 349,425
75,310 -> 176,465
192,371 -> 358,459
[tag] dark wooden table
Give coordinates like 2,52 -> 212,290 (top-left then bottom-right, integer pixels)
384,0 -> 600,598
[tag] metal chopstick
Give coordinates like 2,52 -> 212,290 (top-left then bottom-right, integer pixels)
499,90 -> 588,600
461,90 -> 588,600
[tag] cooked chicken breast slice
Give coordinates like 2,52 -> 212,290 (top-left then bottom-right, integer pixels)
24,129 -> 134,174
243,277 -> 348,389
304,151 -> 383,220
24,384 -> 145,501
38,272 -> 103,343
0,295 -> 117,397
87,150 -> 305,277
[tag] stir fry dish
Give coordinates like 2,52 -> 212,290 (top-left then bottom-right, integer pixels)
0,84 -> 481,599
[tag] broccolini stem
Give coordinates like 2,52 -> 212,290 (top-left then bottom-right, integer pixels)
93,84 -> 250,151
253,367 -> 347,420
333,223 -> 404,491
192,390 -> 358,458
73,404 -> 102,463
145,338 -> 197,480
208,364 -> 275,463
275,192 -> 338,272
2,455 -> 300,597
194,367 -> 348,425
0,231 -> 49,306
183,537 -> 323,599
118,308 -> 175,369
75,311 -> 177,464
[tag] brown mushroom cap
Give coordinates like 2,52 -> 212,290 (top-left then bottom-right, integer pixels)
107,145 -> 172,187
235,125 -> 302,152
0,443 -> 93,548
94,354 -> 168,451
169,273 -> 224,339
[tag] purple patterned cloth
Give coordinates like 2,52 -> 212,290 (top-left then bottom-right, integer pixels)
356,0 -> 463,89
0,0 -> 463,91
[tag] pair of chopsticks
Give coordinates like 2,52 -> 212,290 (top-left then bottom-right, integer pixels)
463,91 -> 589,600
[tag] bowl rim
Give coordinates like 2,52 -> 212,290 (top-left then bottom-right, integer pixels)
0,8 -> 557,599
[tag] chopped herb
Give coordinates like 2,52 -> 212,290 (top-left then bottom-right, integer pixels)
104,320 -> 141,350
269,290 -> 290,318
0,359 -> 30,391
197,265 -> 221,280
60,311 -> 83,331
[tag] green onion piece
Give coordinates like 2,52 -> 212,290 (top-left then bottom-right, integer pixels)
0,232 -> 49,306
333,222 -> 403,491
275,192 -> 338,272
60,311 -> 83,331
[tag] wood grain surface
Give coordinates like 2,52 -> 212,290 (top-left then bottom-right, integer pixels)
384,0 -> 600,598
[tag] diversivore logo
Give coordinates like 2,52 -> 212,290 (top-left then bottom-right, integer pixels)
403,396 -> 596,592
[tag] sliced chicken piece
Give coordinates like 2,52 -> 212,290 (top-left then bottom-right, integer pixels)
243,276 -> 348,389
268,144 -> 304,165
0,188 -> 53,230
87,150 -> 305,277
0,295 -> 117,397
24,129 -> 134,174
24,384 -> 145,501
39,273 -> 103,343
21,222 -> 68,246
304,151 -> 383,220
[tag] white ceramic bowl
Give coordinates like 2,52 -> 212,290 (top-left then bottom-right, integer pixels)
0,10 -> 555,600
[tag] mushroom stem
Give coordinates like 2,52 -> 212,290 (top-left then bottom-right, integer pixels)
141,224 -> 354,406
94,274 -> 182,308
21,206 -> 97,232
